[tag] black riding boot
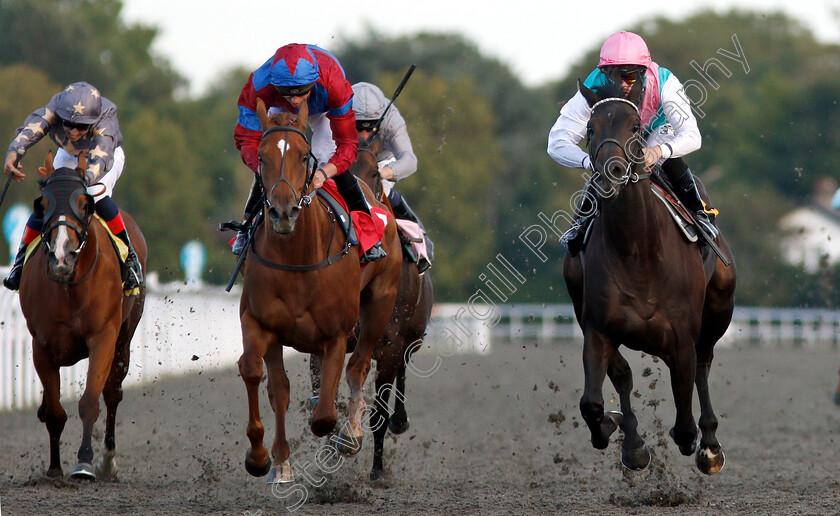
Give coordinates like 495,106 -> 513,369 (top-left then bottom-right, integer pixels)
334,172 -> 387,263
3,243 -> 27,291
560,181 -> 599,257
114,230 -> 144,290
663,159 -> 719,239
233,177 -> 264,256
392,197 -> 433,273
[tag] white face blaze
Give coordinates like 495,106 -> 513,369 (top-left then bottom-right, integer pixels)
53,216 -> 71,263
276,139 -> 290,156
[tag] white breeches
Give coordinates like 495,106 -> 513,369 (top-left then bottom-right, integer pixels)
53,146 -> 125,202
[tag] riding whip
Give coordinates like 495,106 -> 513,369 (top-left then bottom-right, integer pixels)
364,64 -> 416,146
0,150 -> 24,208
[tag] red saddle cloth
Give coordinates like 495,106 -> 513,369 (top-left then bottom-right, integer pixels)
320,179 -> 389,259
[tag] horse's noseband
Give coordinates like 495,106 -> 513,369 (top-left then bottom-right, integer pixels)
259,125 -> 317,209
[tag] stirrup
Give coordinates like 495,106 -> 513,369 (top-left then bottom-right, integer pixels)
417,258 -> 431,274
232,231 -> 248,256
361,242 -> 387,264
695,212 -> 719,239
124,253 -> 144,289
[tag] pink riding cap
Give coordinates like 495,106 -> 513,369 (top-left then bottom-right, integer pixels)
598,31 -> 652,68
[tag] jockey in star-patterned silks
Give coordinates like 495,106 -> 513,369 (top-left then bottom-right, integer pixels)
351,81 -> 433,273
3,81 -> 143,291
233,43 -> 387,264
547,31 -> 719,257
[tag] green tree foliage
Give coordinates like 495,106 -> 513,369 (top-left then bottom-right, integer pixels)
1,4 -> 838,305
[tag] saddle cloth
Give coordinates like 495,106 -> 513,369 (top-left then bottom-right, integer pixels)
395,219 -> 429,264
318,179 -> 389,260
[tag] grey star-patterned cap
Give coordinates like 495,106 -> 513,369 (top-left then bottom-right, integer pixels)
55,82 -> 102,124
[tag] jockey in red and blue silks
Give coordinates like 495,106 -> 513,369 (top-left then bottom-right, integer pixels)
233,43 -> 386,263
547,31 -> 718,257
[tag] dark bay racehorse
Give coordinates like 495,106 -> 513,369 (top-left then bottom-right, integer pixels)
19,152 -> 146,480
564,82 -> 736,474
238,99 -> 400,483
346,136 -> 434,480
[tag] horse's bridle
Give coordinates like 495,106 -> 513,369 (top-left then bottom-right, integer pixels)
587,97 -> 650,185
259,125 -> 318,208
248,124 -> 352,272
39,171 -> 99,284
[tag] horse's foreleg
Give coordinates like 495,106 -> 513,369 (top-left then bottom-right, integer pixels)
666,343 -> 699,456
73,334 -> 118,479
239,313 -> 272,477
341,301 -> 393,456
311,337 -> 344,438
97,335 -> 131,481
309,355 -> 322,410
264,345 -> 294,484
607,351 -> 650,470
580,331 -> 619,450
33,345 -> 67,478
369,350 -> 402,480
389,358 -> 411,435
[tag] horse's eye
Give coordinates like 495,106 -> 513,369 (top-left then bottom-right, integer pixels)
633,123 -> 641,133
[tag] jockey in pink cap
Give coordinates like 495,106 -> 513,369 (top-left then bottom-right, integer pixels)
548,31 -> 718,256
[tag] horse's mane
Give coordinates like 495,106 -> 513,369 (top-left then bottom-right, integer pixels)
591,80 -> 626,102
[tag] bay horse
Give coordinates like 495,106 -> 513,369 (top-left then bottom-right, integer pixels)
563,82 -> 736,474
18,151 -> 146,480
238,99 -> 400,483
342,135 -> 434,480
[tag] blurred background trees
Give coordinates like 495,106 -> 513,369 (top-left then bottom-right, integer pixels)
1,0 -> 838,305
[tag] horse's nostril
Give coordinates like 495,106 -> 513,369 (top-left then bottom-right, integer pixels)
268,206 -> 280,222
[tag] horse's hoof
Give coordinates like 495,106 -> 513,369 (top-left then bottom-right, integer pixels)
605,410 -> 623,428
388,415 -> 410,435
334,430 -> 363,455
833,391 -> 840,406
46,467 -> 63,479
95,450 -> 118,481
370,468 -> 386,481
69,462 -> 96,481
311,415 -> 337,437
696,445 -> 725,475
669,426 -> 697,456
621,446 -> 651,471
245,454 -> 271,477
266,460 -> 294,484
309,396 -> 319,410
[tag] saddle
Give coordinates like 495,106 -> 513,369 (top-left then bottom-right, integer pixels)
578,174 -> 720,251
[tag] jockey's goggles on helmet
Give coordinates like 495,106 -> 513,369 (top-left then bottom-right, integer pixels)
602,66 -> 645,86
275,82 -> 315,97
356,119 -> 377,132
61,119 -> 92,132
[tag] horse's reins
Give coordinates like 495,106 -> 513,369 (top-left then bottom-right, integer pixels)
588,97 -> 651,185
248,124 -> 351,272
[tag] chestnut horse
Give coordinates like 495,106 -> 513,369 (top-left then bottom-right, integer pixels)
344,136 -> 434,480
563,82 -> 736,474
238,99 -> 400,483
18,152 -> 146,480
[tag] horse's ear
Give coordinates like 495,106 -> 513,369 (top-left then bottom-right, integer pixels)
256,98 -> 270,131
578,79 -> 599,108
38,151 -> 54,179
76,151 -> 87,175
